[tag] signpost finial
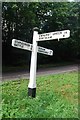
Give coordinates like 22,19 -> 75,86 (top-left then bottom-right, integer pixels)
33,27 -> 39,32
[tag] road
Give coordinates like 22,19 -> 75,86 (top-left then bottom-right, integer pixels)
2,64 -> 78,81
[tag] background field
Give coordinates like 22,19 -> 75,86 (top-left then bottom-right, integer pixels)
1,71 -> 78,118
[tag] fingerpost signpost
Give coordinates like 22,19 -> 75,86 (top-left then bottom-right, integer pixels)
12,27 -> 70,98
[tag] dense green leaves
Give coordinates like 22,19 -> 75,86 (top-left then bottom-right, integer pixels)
2,2 -> 80,66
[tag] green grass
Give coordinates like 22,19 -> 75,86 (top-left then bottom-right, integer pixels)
1,71 -> 78,118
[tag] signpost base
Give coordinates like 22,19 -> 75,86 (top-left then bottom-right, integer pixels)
28,88 -> 36,98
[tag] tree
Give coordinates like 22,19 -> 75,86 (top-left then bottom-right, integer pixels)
2,2 -> 80,66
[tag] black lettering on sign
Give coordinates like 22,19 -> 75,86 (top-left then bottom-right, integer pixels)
64,31 -> 67,34
60,32 -> 62,34
49,50 -> 53,55
38,47 -> 45,52
50,36 -> 52,38
24,43 -> 30,47
14,43 -> 18,47
53,33 -> 57,35
41,37 -> 44,39
14,40 -> 19,47
63,35 -> 65,37
46,34 -> 49,36
15,40 -> 24,48
30,45 -> 33,50
45,37 -> 47,39
53,32 -> 62,35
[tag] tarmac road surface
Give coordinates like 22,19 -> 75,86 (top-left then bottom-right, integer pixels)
2,64 -> 78,81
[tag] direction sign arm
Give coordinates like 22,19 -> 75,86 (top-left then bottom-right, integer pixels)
37,30 -> 70,41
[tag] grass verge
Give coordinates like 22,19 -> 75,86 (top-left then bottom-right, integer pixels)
1,71 -> 78,118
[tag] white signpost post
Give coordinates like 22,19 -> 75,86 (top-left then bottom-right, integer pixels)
12,27 -> 70,98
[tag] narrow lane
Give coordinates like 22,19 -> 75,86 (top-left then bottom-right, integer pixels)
2,64 -> 78,81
